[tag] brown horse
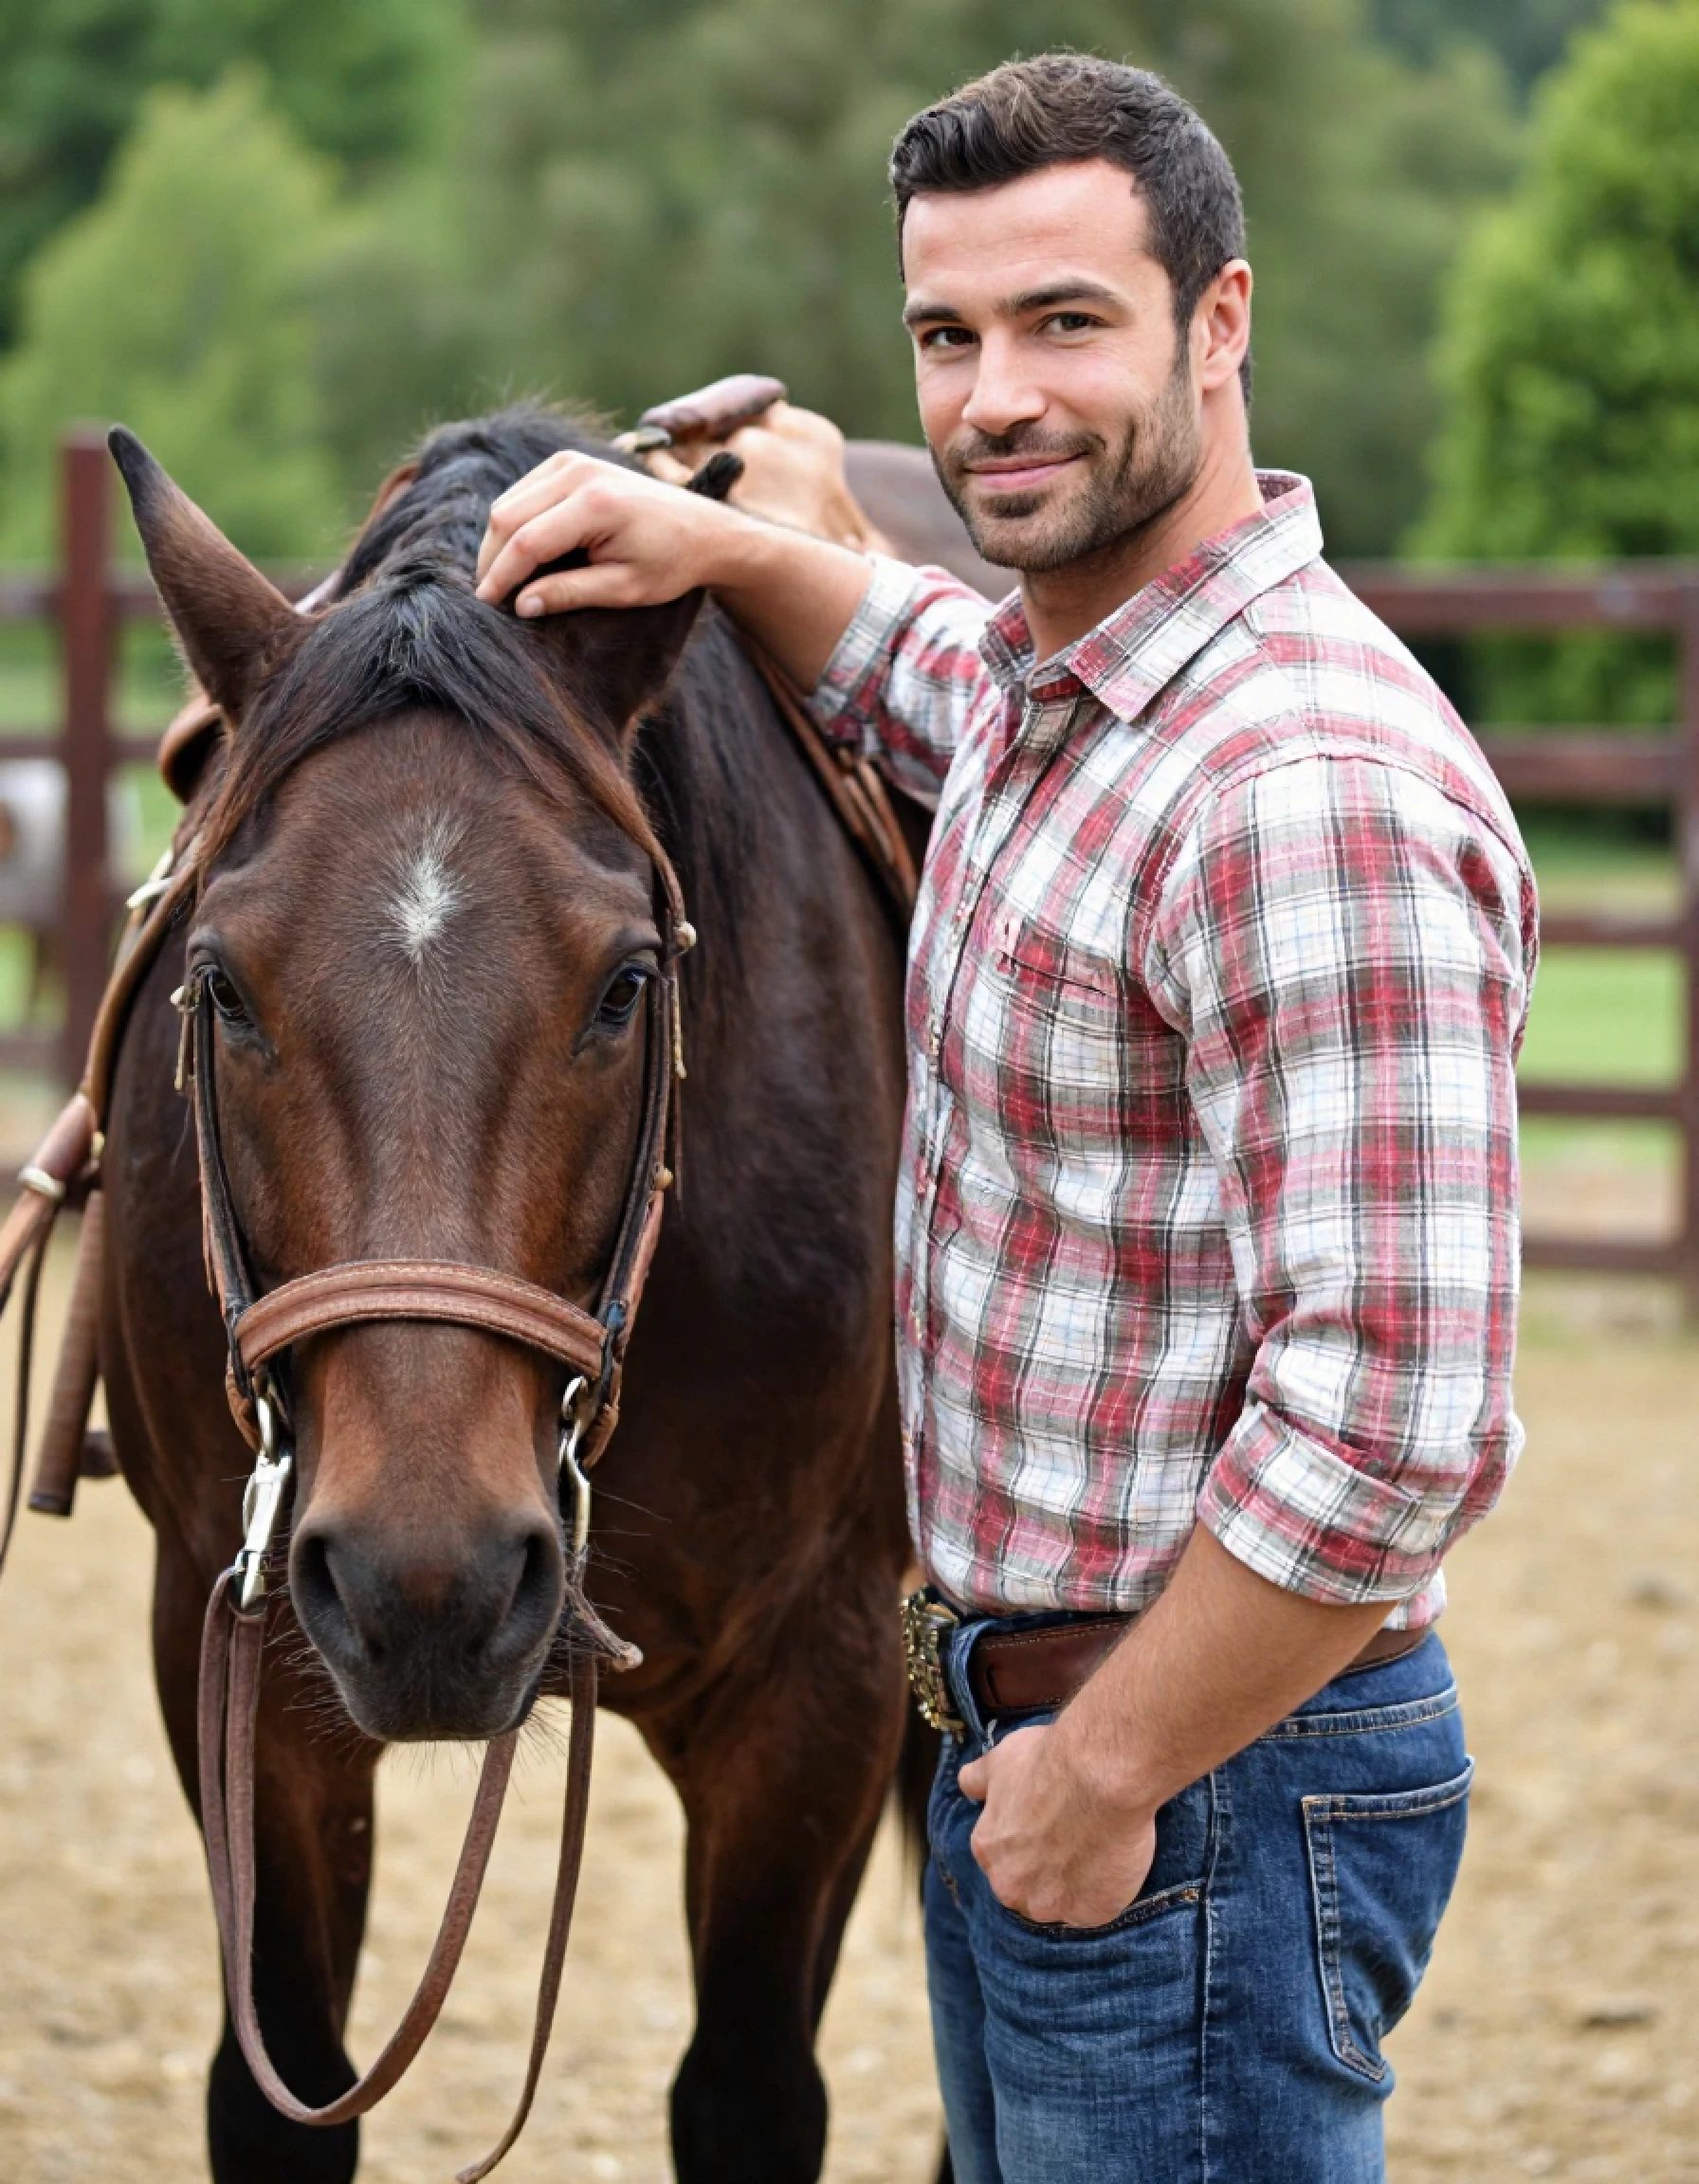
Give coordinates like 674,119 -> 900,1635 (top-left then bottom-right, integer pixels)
100,408 -> 923,2183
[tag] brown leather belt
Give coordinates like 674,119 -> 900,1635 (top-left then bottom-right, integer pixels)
968,1613 -> 1428,1720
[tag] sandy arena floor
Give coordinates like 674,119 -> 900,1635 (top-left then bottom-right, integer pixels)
0,1238 -> 1694,2183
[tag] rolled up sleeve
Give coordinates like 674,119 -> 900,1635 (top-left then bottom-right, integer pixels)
1144,751 -> 1534,1612
808,555 -> 996,801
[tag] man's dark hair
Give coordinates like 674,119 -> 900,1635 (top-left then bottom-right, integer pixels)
890,54 -> 1251,394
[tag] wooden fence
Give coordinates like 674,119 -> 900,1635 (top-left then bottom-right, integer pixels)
3,438 -> 1696,1301
1347,563 -> 1699,1306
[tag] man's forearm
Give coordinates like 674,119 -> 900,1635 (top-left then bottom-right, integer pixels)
1053,1525 -> 1390,1820
703,512 -> 873,691
956,1525 -> 1395,1925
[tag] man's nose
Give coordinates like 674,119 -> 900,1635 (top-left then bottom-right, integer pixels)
960,331 -> 1048,440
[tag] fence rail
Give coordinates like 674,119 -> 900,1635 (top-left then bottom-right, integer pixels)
1345,562 -> 1699,1303
1,440 -> 1695,1301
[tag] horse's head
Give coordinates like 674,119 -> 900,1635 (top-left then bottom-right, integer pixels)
113,419 -> 702,1742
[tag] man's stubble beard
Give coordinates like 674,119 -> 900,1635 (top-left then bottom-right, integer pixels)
933,352 -> 1203,575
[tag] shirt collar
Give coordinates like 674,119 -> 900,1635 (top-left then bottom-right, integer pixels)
977,471 -> 1324,724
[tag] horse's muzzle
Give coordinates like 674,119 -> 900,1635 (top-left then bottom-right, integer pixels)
289,1510 -> 566,1740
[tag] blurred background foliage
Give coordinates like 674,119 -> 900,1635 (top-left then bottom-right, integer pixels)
2,0 -> 1691,619
1414,0 -> 1699,725
0,0 -> 467,349
0,71 -> 347,561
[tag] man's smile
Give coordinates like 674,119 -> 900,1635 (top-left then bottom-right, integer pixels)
963,452 -> 1085,494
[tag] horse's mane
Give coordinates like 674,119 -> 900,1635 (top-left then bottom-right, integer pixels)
338,404 -> 614,598
196,406 -> 669,880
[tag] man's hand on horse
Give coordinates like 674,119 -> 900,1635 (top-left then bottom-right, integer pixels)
474,411 -> 879,693
474,452 -> 732,619
957,1720 -> 1158,1930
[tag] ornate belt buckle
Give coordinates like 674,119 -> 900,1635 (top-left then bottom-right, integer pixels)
902,1586 -> 963,1735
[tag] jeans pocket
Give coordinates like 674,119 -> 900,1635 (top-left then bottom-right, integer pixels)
994,1770 -> 1214,1941
1001,1873 -> 1204,1940
1303,1759 -> 1473,2082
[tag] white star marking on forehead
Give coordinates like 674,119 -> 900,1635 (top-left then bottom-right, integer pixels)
387,815 -> 463,966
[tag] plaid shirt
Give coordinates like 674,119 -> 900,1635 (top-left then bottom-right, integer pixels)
812,473 -> 1536,1628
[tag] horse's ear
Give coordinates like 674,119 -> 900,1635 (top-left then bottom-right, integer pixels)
529,590 -> 706,749
108,428 -> 301,724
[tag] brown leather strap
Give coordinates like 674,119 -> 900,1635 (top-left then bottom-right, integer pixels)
968,1613 -> 1431,1719
0,1091 -> 101,1576
454,1642 -> 599,2183
0,1221 -> 50,1580
197,1573 -> 599,2174
235,1259 -> 609,1382
637,373 -> 787,443
28,1190 -> 106,1517
741,640 -> 919,924
970,1615 -> 1133,1718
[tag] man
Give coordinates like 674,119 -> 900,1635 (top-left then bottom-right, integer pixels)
476,53 -> 1535,2184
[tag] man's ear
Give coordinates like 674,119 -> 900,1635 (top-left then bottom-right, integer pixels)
108,428 -> 301,723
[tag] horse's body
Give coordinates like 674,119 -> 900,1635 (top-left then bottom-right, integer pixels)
99,410 -> 919,2182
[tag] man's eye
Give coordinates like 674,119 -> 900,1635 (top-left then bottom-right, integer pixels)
919,327 -> 976,352
1044,313 -> 1098,334
594,967 -> 649,1030
207,970 -> 249,1026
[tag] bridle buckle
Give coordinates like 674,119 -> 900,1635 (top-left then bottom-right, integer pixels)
557,1374 -> 596,1559
234,1392 -> 293,1612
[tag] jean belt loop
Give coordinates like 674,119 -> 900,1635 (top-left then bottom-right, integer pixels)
944,1617 -> 996,1753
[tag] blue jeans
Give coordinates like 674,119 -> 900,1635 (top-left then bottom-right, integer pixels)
924,1613 -> 1471,2184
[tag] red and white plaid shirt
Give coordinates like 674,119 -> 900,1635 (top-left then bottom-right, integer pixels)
812,473 -> 1536,1628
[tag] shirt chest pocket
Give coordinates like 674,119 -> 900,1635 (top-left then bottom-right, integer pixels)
974,912 -> 1184,1160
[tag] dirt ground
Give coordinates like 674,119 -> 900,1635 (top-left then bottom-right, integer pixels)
0,1238 -> 1694,2184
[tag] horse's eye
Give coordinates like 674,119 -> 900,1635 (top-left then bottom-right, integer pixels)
594,966 -> 649,1030
207,970 -> 249,1026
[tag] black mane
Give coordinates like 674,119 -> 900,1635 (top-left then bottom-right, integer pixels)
336,404 -> 619,599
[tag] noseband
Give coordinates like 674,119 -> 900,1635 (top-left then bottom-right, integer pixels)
182,843 -> 693,2182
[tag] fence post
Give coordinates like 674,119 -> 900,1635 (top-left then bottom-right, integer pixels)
59,434 -> 114,1090
1680,590 -> 1699,1320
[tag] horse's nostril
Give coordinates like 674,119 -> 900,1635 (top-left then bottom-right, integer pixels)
291,1527 -> 383,1666
483,1521 -> 565,1670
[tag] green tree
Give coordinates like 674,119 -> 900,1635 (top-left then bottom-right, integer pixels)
1371,0 -> 1609,90
410,0 -> 1516,555
0,0 -> 467,346
0,70 -> 347,562
1416,0 -> 1699,721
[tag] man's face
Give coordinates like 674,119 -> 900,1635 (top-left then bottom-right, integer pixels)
902,160 -> 1203,573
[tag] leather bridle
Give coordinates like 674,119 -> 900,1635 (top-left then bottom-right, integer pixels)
184,841 -> 691,2182
181,861 -> 689,1601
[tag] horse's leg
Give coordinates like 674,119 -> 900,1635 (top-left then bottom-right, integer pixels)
648,1586 -> 906,2184
151,1543 -> 377,2184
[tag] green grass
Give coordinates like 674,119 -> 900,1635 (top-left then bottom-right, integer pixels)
1519,948 -> 1683,1086
1515,818 -> 1685,1101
